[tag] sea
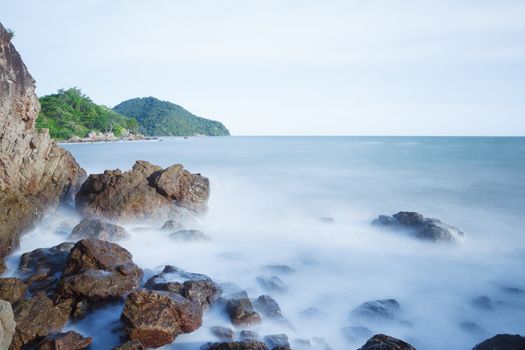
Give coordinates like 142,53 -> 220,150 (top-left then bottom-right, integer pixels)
5,136 -> 525,349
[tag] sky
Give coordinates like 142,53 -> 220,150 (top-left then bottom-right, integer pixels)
2,0 -> 524,136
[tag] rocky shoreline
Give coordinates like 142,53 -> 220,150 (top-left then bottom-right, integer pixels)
62,130 -> 158,143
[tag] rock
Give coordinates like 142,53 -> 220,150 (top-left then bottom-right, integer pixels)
121,289 -> 203,348
0,300 -> 16,349
472,334 -> 525,350
263,265 -> 295,275
145,265 -> 221,308
253,295 -> 285,322
10,292 -> 72,350
318,217 -> 335,224
203,341 -> 269,350
299,307 -> 326,319
501,286 -> 525,295
18,242 -> 74,296
211,326 -> 235,341
75,160 -> 209,221
357,334 -> 416,350
352,299 -> 401,321
226,296 -> 261,326
0,23 -> 86,272
240,331 -> 260,341
170,229 -> 210,242
56,239 -> 142,304
264,334 -> 290,349
0,278 -> 27,304
114,340 -> 144,350
69,218 -> 130,241
256,276 -> 288,293
341,326 -> 373,343
372,211 -> 464,242
161,219 -> 182,231
459,322 -> 488,336
37,331 -> 92,350
470,295 -> 505,310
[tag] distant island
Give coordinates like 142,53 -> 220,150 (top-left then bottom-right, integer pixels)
36,88 -> 230,141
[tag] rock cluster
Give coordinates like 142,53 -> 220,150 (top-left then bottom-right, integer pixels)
65,130 -> 146,143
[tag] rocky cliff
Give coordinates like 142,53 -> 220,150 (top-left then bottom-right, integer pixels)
0,23 -> 86,272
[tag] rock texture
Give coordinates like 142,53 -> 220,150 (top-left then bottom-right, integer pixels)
358,334 -> 416,350
226,296 -> 262,326
352,299 -> 401,321
75,160 -> 209,221
372,211 -> 464,242
203,341 -> 269,350
0,23 -> 86,272
0,278 -> 27,304
69,218 -> 130,241
472,334 -> 525,350
0,299 -> 16,349
37,331 -> 92,350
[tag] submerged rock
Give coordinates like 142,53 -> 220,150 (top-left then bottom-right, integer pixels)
75,160 -> 209,221
227,296 -> 262,326
256,275 -> 288,293
358,334 -> 416,350
37,331 -> 92,350
341,326 -> 373,343
372,211 -> 464,242
299,307 -> 327,320
69,218 -> 130,242
0,300 -> 16,349
352,299 -> 401,321
470,295 -> 505,311
121,289 -> 203,348
170,229 -> 210,242
253,295 -> 286,323
161,219 -> 183,231
472,334 -> 525,350
240,331 -> 260,341
203,341 -> 269,350
459,321 -> 488,337
211,326 -> 235,341
0,278 -> 27,304
264,334 -> 290,349
263,265 -> 296,275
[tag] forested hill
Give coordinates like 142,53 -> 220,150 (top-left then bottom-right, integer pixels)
113,97 -> 230,136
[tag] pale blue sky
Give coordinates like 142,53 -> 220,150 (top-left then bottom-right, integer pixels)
2,0 -> 524,135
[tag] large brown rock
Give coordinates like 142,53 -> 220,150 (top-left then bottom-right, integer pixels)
121,289 -> 203,348
0,23 -> 86,272
0,278 -> 27,304
75,160 -> 209,221
357,334 -> 416,350
37,331 -> 92,350
226,295 -> 261,326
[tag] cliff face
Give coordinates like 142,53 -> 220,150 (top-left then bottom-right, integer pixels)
0,23 -> 86,272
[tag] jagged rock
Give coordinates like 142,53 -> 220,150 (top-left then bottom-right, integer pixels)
121,289 -> 203,348
226,296 -> 261,326
203,341 -> 269,350
75,160 -> 209,221
352,299 -> 401,321
253,295 -> 285,322
357,334 -> 416,350
145,265 -> 221,308
114,340 -> 144,350
472,334 -> 525,350
56,239 -> 142,304
256,276 -> 287,293
170,229 -> 210,242
161,219 -> 182,231
0,23 -> 86,272
372,211 -> 463,242
69,218 -> 130,242
37,331 -> 92,350
342,326 -> 373,343
264,334 -> 290,349
18,242 -> 74,296
0,278 -> 27,304
211,326 -> 235,341
0,300 -> 16,349
10,292 -> 72,350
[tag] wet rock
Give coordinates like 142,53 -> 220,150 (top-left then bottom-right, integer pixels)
372,211 -> 464,242
253,295 -> 285,322
263,265 -> 295,275
342,326 -> 373,343
264,334 -> 290,349
114,340 -> 144,350
145,265 -> 221,308
256,276 -> 288,293
37,331 -> 92,350
56,239 -> 142,304
501,286 -> 525,295
0,278 -> 27,304
227,296 -> 262,326
0,300 -> 16,349
121,289 -> 203,348
470,296 -> 505,310
299,307 -> 326,319
203,341 -> 269,350
472,334 -> 525,350
75,160 -> 209,221
161,219 -> 182,231
70,218 -> 130,242
240,331 -> 260,341
352,299 -> 401,321
10,292 -> 72,350
211,326 -> 235,341
18,242 -> 74,296
358,334 -> 416,350
170,229 -> 210,242
459,322 -> 488,337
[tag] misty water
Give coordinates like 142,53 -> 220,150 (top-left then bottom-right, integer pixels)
5,136 -> 525,349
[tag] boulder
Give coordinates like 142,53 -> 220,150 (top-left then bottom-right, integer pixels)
203,341 -> 269,350
226,296 -> 261,326
0,300 -> 16,349
264,334 -> 290,349
114,340 -> 144,350
121,289 -> 203,348
357,334 -> 416,350
472,334 -> 525,350
145,265 -> 221,308
0,278 -> 27,304
18,242 -> 74,296
9,292 -> 72,350
240,331 -> 260,341
69,218 -> 130,241
253,295 -> 285,323
0,23 -> 86,272
170,229 -> 210,242
75,160 -> 209,221
211,326 -> 235,341
372,211 -> 463,242
256,276 -> 288,293
37,331 -> 92,350
56,239 -> 142,305
352,299 -> 401,321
